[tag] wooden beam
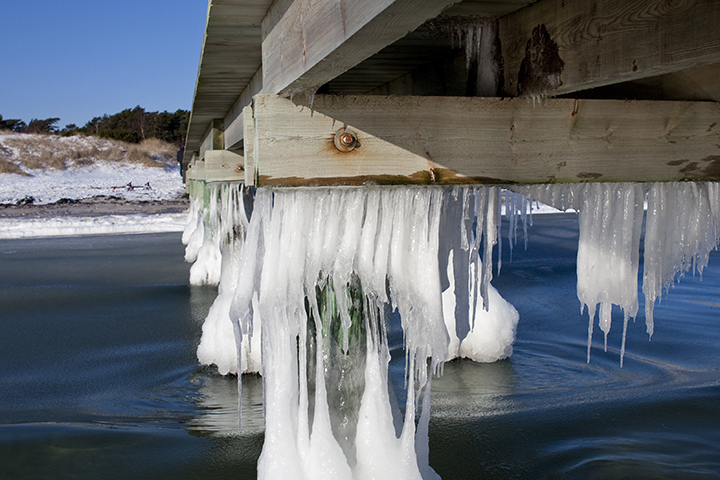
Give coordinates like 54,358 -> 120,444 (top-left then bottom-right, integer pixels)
246,94 -> 720,186
261,0 -> 459,96
199,119 -> 224,161
243,104 -> 258,186
204,150 -> 246,183
185,158 -> 205,182
223,67 -> 263,150
500,0 -> 720,97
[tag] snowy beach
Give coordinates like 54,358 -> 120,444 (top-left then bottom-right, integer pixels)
0,132 -> 188,239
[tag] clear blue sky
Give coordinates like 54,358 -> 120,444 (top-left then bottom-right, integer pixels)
1,0 -> 208,128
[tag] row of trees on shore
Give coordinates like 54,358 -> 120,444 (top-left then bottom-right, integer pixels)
0,107 -> 188,146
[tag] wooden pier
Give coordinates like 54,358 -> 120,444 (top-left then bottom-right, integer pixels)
183,0 -> 720,189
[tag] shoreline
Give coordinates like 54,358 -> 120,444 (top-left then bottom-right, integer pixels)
0,195 -> 190,219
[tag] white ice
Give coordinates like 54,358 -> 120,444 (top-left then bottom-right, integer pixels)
0,213 -> 187,239
190,183 -> 262,375
519,181 -> 720,365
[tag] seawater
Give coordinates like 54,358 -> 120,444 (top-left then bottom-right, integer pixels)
1,225 -> 719,479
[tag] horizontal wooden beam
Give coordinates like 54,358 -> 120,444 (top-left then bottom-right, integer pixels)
204,150 -> 245,183
500,0 -> 720,97
261,0 -> 459,96
244,94 -> 720,186
185,158 -> 205,182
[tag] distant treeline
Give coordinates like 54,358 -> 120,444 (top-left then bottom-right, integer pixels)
0,107 -> 188,145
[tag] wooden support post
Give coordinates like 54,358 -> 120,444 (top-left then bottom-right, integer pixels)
500,0 -> 720,97
243,104 -> 257,186
245,94 -> 720,186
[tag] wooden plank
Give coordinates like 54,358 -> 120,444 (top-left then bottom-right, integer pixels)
243,104 -> 258,186
500,0 -> 720,97
185,159 -> 206,182
199,119 -> 225,161
246,94 -> 720,186
204,150 -> 245,182
223,67 -> 263,150
261,0 -> 459,96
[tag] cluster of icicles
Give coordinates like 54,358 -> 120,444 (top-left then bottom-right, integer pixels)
518,182 -> 720,365
182,181 -> 719,479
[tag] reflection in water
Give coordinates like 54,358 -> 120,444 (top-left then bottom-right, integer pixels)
432,359 -> 518,418
188,371 -> 265,436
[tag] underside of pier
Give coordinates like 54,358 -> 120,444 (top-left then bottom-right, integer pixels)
183,0 -> 720,187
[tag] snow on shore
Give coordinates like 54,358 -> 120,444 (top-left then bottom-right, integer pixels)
0,162 -> 185,205
0,133 -> 187,239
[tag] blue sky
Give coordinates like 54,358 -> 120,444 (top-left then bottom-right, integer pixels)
1,0 -> 208,128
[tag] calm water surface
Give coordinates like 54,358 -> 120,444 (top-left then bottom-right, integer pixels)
1,219 -> 719,479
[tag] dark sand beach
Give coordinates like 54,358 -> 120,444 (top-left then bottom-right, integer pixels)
0,195 -> 190,219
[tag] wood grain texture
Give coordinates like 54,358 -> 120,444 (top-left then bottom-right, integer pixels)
500,0 -> 720,96
223,67 -> 263,149
204,150 -> 246,182
261,0 -> 459,96
246,94 -> 720,186
243,104 -> 258,186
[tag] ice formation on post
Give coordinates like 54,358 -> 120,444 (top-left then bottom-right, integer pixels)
227,187 -> 446,480
183,182 -> 261,374
440,187 -> 520,362
208,186 -> 518,480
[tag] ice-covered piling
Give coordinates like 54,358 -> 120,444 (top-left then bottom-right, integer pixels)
183,182 -> 261,374
184,185 -> 520,479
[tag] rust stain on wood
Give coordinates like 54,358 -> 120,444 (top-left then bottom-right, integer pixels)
681,156 -> 720,180
577,172 -> 603,179
679,162 -> 699,173
257,168 -> 506,187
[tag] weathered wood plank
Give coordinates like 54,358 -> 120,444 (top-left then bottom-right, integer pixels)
261,0 -> 459,96
243,104 -> 258,186
223,67 -> 263,150
185,159 -> 205,182
204,150 -> 246,182
500,0 -> 720,97
199,119 -> 224,161
246,94 -> 720,186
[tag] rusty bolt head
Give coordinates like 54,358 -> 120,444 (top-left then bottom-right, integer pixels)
334,128 -> 359,152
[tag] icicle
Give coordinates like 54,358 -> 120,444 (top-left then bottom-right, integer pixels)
483,187 -> 499,307
576,183 -> 643,363
519,181 -> 719,365
643,182 -> 720,338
